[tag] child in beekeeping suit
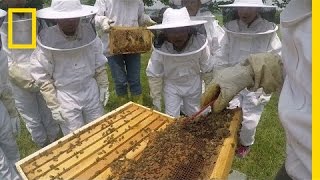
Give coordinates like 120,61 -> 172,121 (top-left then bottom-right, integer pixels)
0,8 -> 21,180
146,7 -> 213,117
212,0 -> 282,158
0,0 -> 60,148
30,0 -> 109,135
94,0 -> 156,104
169,0 -> 225,115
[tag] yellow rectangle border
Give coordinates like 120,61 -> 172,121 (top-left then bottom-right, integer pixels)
8,8 -> 36,49
313,0 -> 317,179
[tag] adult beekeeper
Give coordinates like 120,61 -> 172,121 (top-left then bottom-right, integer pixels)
30,0 -> 109,135
211,0 -> 282,158
0,0 -> 60,148
0,8 -> 21,180
94,0 -> 156,104
147,7 -> 213,117
202,0 -> 310,179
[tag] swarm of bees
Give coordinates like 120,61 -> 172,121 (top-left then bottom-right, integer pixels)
110,109 -> 234,180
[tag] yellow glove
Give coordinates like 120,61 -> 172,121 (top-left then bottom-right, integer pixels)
201,53 -> 283,113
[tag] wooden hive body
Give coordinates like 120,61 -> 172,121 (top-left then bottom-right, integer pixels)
16,102 -> 241,180
109,27 -> 152,55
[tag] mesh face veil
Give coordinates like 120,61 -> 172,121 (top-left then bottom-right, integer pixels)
37,16 -> 97,51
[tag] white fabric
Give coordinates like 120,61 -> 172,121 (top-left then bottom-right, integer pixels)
31,28 -> 107,135
10,116 -> 20,136
148,77 -> 163,111
11,84 -> 60,147
169,0 -> 211,6
215,17 -> 281,68
99,87 -> 109,106
219,0 -> 275,8
51,107 -> 67,124
36,0 -> 98,19
95,66 -> 109,106
100,17 -> 113,32
147,35 -> 211,117
0,147 -> 20,180
94,0 -> 147,56
0,9 -> 6,18
0,51 -> 20,180
1,14 -> 60,147
148,7 -> 206,30
214,17 -> 281,146
278,0 -> 311,179
192,11 -> 224,61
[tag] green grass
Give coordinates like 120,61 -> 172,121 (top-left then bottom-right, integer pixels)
17,53 -> 285,179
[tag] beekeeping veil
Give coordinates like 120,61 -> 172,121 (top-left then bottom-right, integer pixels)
169,0 -> 212,9
36,0 -> 98,51
219,0 -> 278,36
148,7 -> 208,57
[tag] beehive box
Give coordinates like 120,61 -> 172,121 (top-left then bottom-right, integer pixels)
16,102 -> 241,180
109,26 -> 153,55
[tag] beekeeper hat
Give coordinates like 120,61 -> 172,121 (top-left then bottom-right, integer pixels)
148,7 -> 206,30
219,0 -> 275,8
169,0 -> 211,6
36,0 -> 98,19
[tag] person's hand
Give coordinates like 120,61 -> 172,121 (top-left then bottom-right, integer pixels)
10,116 -> 21,136
52,107 -> 66,124
101,17 -> 115,32
141,14 -> 156,26
148,77 -> 163,111
144,18 -> 156,26
99,87 -> 109,106
201,53 -> 283,113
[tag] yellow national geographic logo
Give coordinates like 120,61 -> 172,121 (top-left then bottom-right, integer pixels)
8,8 -> 37,49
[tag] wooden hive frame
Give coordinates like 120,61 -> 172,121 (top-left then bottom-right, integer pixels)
109,26 -> 153,55
16,102 -> 241,180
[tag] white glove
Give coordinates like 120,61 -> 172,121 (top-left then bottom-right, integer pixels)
101,17 -> 114,32
95,66 -> 109,106
148,77 -> 163,111
140,14 -> 156,26
38,81 -> 64,123
8,63 -> 39,92
201,53 -> 283,113
10,116 -> 21,136
99,87 -> 109,106
52,107 -> 66,124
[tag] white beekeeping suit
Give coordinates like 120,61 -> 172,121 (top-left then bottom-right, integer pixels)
30,0 -> 109,135
0,3 -> 60,147
146,8 -> 212,117
94,0 -> 155,56
0,8 -> 20,180
278,0 -> 311,178
216,0 -> 282,152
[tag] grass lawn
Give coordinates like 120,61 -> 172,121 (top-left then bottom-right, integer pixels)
17,52 -> 285,179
